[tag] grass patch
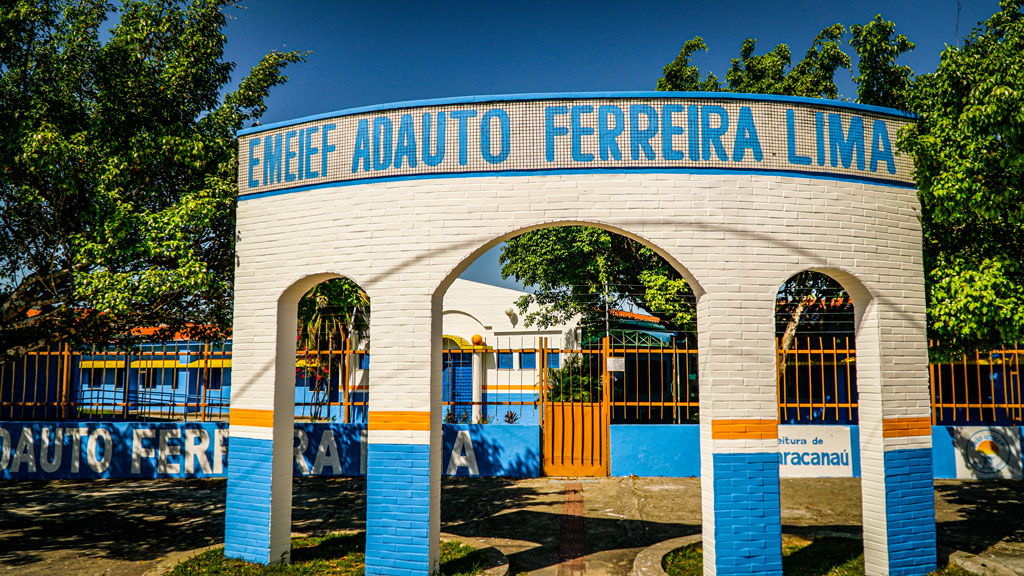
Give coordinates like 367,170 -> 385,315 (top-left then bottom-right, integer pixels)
662,542 -> 703,576
662,535 -> 977,576
168,532 -> 488,576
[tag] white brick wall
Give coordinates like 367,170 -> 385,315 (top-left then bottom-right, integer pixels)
232,171 -> 929,575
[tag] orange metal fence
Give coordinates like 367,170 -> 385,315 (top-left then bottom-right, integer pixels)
776,335 -> 858,424
930,345 -> 1022,425
2,337 -> 1022,425
440,335 -> 700,426
293,342 -> 368,423
1,342 -> 233,422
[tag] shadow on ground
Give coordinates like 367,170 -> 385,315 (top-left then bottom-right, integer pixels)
0,477 -> 365,568
0,476 -> 1022,575
442,477 -> 701,572
934,479 -> 1024,553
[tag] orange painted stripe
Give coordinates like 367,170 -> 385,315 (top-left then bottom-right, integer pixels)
882,417 -> 931,438
368,410 -> 431,431
711,419 -> 778,440
229,408 -> 274,427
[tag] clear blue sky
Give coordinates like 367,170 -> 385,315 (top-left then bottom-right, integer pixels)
221,0 -> 999,290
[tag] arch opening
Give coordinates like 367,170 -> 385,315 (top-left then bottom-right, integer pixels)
774,269 -> 871,573
435,222 -> 703,481
775,270 -> 859,426
293,277 -> 371,425
433,221 -> 707,573
284,275 -> 371,555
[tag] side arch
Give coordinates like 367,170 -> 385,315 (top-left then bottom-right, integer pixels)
224,270 -> 370,565
768,264 -> 934,575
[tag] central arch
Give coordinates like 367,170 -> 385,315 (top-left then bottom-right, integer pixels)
433,219 -> 706,464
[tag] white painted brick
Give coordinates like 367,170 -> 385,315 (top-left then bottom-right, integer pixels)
231,171 -> 929,575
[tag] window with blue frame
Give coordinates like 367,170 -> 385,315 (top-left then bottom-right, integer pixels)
520,352 -> 536,369
359,354 -> 370,369
497,352 -> 513,369
547,352 -> 560,369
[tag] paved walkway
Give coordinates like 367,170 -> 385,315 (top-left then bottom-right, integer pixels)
1,477 -> 1023,575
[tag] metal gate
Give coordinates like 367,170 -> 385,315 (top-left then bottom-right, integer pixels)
541,339 -> 610,476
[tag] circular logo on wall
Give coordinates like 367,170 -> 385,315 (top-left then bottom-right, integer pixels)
965,429 -> 1011,475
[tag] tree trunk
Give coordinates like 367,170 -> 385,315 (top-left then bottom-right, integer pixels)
777,298 -> 811,381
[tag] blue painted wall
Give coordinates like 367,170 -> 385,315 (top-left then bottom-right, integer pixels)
0,421 -> 541,480
931,426 -> 958,478
442,424 -> 541,477
610,424 -> 701,477
0,421 -> 229,479
607,423 -> 994,480
0,420 -> 1018,480
294,423 -> 364,476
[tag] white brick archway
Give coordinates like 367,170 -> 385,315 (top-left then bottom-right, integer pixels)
225,93 -> 935,576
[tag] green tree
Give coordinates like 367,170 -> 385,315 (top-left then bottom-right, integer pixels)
655,37 -> 722,92
295,277 -> 369,421
725,24 -> 850,98
546,354 -> 599,402
499,226 -> 695,333
850,15 -> 916,109
656,24 -> 852,98
297,279 -> 369,352
775,271 -> 852,375
0,0 -> 303,360
899,0 -> 1024,356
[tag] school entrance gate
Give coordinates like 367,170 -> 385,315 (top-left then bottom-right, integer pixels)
226,93 -> 935,575
542,340 -> 610,476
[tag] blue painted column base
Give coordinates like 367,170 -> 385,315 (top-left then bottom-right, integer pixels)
224,436 -> 276,563
884,448 -> 936,576
712,452 -> 783,576
365,443 -> 433,575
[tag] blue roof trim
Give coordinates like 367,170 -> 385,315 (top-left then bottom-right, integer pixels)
237,91 -> 916,137
237,167 -> 915,202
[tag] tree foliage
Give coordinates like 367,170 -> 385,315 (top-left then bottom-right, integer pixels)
297,278 -> 369,351
499,226 -> 695,332
850,15 -> 916,109
0,0 -> 303,359
726,24 -> 851,99
899,0 -> 1024,355
295,277 -> 368,421
655,37 -> 722,93
656,23 -> 852,99
546,354 -> 599,402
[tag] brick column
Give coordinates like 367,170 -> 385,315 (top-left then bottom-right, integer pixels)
363,293 -> 441,575
698,291 -> 783,576
853,287 -> 936,576
224,286 -> 302,564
